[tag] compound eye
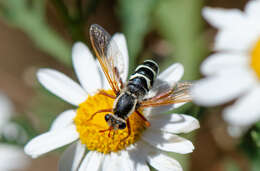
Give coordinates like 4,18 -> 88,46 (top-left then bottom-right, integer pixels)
105,114 -> 110,121
118,122 -> 126,129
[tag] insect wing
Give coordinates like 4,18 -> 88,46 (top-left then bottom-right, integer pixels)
107,35 -> 128,83
140,81 -> 192,108
89,24 -> 126,94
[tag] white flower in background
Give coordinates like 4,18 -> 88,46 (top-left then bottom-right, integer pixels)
0,144 -> 29,171
0,93 -> 30,171
0,93 -> 13,133
191,0 -> 260,136
24,33 -> 199,171
0,93 -> 28,143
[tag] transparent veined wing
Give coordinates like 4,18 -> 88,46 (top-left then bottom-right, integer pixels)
140,81 -> 192,108
89,24 -> 126,95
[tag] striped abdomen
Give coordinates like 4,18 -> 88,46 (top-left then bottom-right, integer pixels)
127,60 -> 159,98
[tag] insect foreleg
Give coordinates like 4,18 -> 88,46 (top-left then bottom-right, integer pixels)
87,108 -> 113,122
120,119 -> 131,142
136,110 -> 151,127
98,90 -> 116,99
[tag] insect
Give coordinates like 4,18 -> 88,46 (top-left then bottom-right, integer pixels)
89,24 -> 192,138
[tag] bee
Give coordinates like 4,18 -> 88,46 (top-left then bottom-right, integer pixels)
89,24 -> 192,138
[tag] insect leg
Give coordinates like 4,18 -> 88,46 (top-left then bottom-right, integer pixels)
86,108 -> 113,121
120,119 -> 131,142
126,119 -> 131,138
98,90 -> 116,99
136,110 -> 151,127
99,126 -> 113,137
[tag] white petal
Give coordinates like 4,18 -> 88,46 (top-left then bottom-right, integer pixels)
24,125 -> 79,158
72,141 -> 86,171
142,131 -> 194,154
112,33 -> 129,82
202,7 -> 244,29
158,63 -> 184,84
120,151 -> 135,171
59,142 -> 77,171
0,144 -> 30,170
145,102 -> 187,116
37,69 -> 87,106
72,42 -> 102,93
174,102 -> 187,109
101,154 -> 114,171
223,86 -> 260,126
203,7 -> 260,52
126,159 -> 150,171
245,0 -> 260,28
50,109 -> 76,131
149,114 -> 200,134
214,27 -> 258,52
78,151 -> 104,171
135,162 -> 150,171
125,144 -> 150,171
120,149 -> 150,171
58,141 -> 86,171
96,59 -> 111,90
102,153 -> 125,171
201,53 -> 248,76
191,70 -> 256,106
147,150 -> 182,171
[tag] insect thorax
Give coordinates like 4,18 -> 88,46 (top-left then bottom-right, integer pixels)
113,92 -> 137,119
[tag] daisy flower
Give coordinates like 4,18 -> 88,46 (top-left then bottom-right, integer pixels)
0,93 -> 30,171
191,0 -> 260,134
0,93 -> 13,134
24,31 -> 199,171
0,93 -> 28,143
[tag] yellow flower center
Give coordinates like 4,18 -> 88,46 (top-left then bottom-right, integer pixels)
251,38 -> 260,79
74,89 -> 146,154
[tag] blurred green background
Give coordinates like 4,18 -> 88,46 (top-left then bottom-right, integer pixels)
0,0 -> 258,171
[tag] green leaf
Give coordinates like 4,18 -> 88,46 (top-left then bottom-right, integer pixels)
154,0 -> 206,80
117,0 -> 157,71
224,158 -> 241,171
0,0 -> 71,66
251,130 -> 260,147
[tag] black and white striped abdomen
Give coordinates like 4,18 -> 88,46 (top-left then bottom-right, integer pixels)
127,60 -> 159,97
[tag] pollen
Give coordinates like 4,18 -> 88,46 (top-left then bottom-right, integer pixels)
251,38 -> 260,79
74,89 -> 146,154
